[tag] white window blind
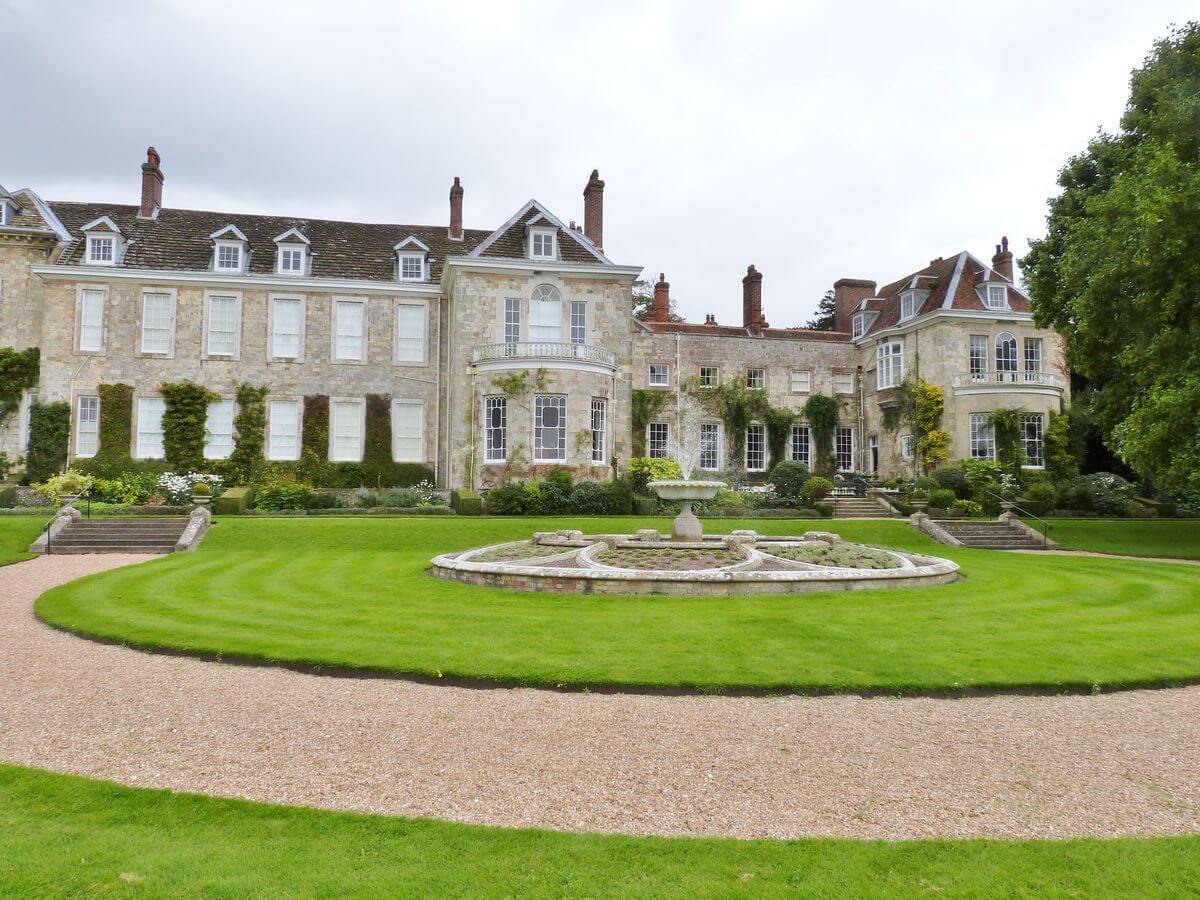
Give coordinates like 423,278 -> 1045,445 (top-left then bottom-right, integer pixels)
335,301 -> 365,361
330,400 -> 364,461
393,400 -> 424,462
395,304 -> 426,364
790,370 -> 811,393
267,401 -> 301,461
272,298 -> 302,358
529,285 -> 562,343
79,289 -> 104,351
206,295 -> 238,356
204,400 -> 235,459
136,397 -> 166,459
76,395 -> 99,458
141,292 -> 172,354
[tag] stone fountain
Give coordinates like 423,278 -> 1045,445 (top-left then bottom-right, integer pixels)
646,478 -> 725,541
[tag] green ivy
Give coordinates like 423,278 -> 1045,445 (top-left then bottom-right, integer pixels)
690,379 -> 769,471
25,402 -> 69,483
763,406 -> 796,471
631,388 -> 670,457
803,394 -> 841,476
988,408 -> 1026,479
160,381 -> 217,473
86,383 -> 134,476
228,383 -> 269,482
299,394 -> 331,482
0,347 -> 39,422
363,393 -> 395,487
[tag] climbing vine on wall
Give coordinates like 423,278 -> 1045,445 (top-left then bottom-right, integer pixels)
631,388 -> 670,458
93,383 -> 134,475
763,406 -> 796,471
26,401 -> 69,483
0,347 -> 39,422
160,380 -> 217,473
228,383 -> 268,483
363,393 -> 394,486
892,377 -> 950,473
988,408 -> 1026,479
689,378 -> 769,471
803,393 -> 841,476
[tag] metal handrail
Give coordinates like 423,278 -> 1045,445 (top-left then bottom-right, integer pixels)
985,488 -> 1052,548
41,489 -> 91,552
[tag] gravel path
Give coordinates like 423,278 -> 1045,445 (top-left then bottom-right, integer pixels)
3,554 -> 1200,840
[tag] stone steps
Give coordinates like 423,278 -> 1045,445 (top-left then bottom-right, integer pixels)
932,519 -> 1049,550
45,518 -> 189,555
825,497 -> 894,518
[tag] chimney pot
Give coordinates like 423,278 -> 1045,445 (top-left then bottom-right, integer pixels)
583,168 -> 604,248
449,176 -> 464,240
139,145 -> 164,219
742,264 -> 764,332
991,234 -> 1014,282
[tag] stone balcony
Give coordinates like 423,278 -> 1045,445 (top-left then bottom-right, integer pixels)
950,371 -> 1066,395
470,341 -> 617,373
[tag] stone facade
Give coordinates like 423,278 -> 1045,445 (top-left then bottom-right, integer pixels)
0,157 -> 1067,487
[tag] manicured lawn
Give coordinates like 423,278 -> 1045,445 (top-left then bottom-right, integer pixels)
3,765 -> 1198,897
0,516 -> 48,566
1048,518 -> 1200,560
35,517 -> 1200,694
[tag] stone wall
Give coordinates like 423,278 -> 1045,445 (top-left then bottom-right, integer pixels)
0,238 -> 52,459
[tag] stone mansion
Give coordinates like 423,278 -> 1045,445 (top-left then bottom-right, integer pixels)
0,149 -> 1067,490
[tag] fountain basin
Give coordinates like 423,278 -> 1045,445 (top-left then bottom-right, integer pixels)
647,479 -> 726,541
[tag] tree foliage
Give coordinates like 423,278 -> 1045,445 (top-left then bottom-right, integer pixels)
803,289 -> 837,330
1022,23 -> 1200,497
631,279 -> 683,322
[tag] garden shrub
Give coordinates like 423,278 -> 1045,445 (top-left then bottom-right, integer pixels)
227,383 -> 268,483
930,464 -> 971,499
928,488 -> 957,510
604,476 -> 634,515
157,472 -> 224,505
1020,481 -> 1058,516
767,460 -> 810,503
803,476 -> 834,502
803,394 -> 841,475
304,491 -> 346,510
92,471 -> 159,504
36,469 -> 94,501
567,480 -> 609,514
538,466 -> 574,514
451,490 -> 483,516
254,475 -> 312,511
950,499 -> 983,517
486,481 -> 533,515
26,402 -> 70,483
1066,472 -> 1136,516
160,381 -> 218,473
0,486 -> 14,508
626,457 -> 682,493
914,475 -> 940,493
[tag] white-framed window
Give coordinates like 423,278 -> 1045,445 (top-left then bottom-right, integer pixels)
835,426 -> 855,472
970,413 -> 996,460
590,398 -> 606,463
834,372 -> 854,395
1021,413 -> 1044,467
996,332 -> 1018,377
20,391 -> 38,453
745,424 -> 766,472
267,400 -> 301,461
504,298 -> 521,344
533,395 -> 566,461
140,291 -> 174,355
271,297 -> 303,359
876,340 -> 904,389
791,424 -> 811,467
399,253 -> 425,281
392,400 -> 425,462
699,366 -> 720,388
985,283 -> 1008,309
647,421 -> 670,459
485,396 -> 507,462
329,399 -> 365,461
277,245 -> 305,274
852,313 -> 865,338
205,293 -> 240,357
648,364 -> 670,387
395,303 -> 427,364
969,334 -> 989,379
1024,337 -> 1043,375
790,370 -> 811,393
900,433 -> 916,460
900,291 -> 918,321
570,300 -> 586,345
75,395 -> 99,458
530,228 -> 556,260
215,242 -> 243,272
86,235 -> 115,265
868,435 -> 879,473
529,285 -> 562,343
700,423 -> 722,471
333,299 -> 366,361
204,400 -> 235,460
136,397 -> 166,459
79,288 -> 105,352
746,368 -> 765,390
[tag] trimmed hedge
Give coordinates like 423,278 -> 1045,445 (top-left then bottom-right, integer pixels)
26,402 -> 70,483
213,486 -> 255,515
451,490 -> 483,515
160,381 -> 217,473
0,485 -> 16,508
87,383 -> 135,476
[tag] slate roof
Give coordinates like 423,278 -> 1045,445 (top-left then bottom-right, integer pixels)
860,251 -> 1030,337
0,188 -> 59,234
47,201 -> 496,281
636,319 -> 850,343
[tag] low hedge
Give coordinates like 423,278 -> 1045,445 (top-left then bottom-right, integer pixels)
251,506 -> 454,517
213,486 -> 255,515
0,486 -> 15,508
451,490 -> 483,516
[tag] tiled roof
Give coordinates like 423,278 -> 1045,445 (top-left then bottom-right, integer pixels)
47,202 -> 494,281
478,216 -> 600,263
637,319 -> 850,343
1,189 -> 58,234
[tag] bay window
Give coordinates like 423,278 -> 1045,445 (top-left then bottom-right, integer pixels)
876,340 -> 904,389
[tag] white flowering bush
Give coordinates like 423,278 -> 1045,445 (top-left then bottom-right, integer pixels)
411,480 -> 441,505
157,472 -> 224,505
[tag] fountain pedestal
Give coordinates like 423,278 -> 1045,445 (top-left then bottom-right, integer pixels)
647,479 -> 726,541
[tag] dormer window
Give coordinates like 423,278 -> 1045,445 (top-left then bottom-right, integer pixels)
87,235 -> 116,265
216,243 -> 242,271
0,198 -> 14,226
210,225 -> 248,274
985,283 -> 1008,309
900,291 -> 918,322
277,245 -> 305,274
530,227 -> 556,260
852,313 -> 865,338
399,254 -> 425,280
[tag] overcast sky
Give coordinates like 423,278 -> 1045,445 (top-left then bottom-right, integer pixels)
2,1 -> 1193,325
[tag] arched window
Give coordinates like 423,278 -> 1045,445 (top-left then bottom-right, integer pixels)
529,284 -> 563,343
995,332 -> 1018,378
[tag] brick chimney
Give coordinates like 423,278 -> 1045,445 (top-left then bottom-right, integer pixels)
583,169 -> 604,248
704,314 -> 717,326
448,176 -> 464,240
139,146 -> 163,219
652,272 -> 670,322
832,277 -> 876,333
742,265 -> 764,332
992,235 -> 1013,282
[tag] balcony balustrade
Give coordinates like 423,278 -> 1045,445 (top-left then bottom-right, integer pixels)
471,341 -> 617,369
951,370 -> 1066,391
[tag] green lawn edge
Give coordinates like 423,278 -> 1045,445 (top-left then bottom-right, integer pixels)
3,764 -> 1198,898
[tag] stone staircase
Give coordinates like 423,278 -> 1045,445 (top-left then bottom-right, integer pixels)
824,496 -> 895,518
43,517 -> 190,554
931,519 -> 1050,550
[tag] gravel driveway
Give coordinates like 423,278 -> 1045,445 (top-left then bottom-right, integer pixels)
2,554 -> 1199,840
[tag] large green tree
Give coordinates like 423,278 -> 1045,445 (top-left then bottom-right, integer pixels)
1022,23 -> 1200,498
